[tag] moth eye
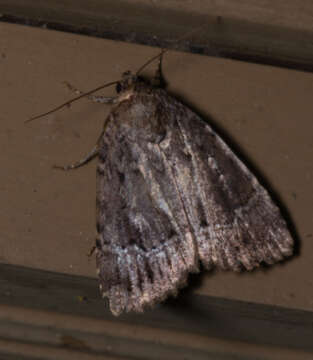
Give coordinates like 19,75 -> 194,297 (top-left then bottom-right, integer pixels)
116,82 -> 122,93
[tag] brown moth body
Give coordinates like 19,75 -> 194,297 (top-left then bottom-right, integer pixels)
28,54 -> 294,316
94,74 -> 293,316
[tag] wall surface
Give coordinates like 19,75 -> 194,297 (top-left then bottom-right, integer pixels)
0,19 -> 312,359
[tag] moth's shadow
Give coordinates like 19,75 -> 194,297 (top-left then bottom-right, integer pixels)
162,271 -> 205,311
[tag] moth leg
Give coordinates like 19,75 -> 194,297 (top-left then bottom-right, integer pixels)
64,81 -> 116,104
54,145 -> 99,171
87,245 -> 96,257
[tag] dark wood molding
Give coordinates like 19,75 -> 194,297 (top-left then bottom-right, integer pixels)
0,0 -> 313,72
0,263 -> 312,359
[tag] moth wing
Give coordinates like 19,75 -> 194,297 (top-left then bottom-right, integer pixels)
95,88 -> 293,316
95,109 -> 200,316
161,96 -> 294,272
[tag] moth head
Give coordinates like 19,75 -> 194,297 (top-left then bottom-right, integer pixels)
116,71 -> 138,93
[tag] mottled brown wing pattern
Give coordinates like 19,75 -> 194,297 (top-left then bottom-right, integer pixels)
95,93 -> 199,315
95,85 -> 293,315
161,96 -> 293,271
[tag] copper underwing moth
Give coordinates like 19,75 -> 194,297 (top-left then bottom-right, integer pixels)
28,50 -> 294,316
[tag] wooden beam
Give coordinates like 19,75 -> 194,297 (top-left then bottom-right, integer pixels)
0,0 -> 313,71
0,263 -> 312,359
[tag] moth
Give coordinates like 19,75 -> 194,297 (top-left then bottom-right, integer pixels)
28,51 -> 294,316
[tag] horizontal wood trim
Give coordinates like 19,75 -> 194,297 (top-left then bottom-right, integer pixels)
0,0 -> 313,71
0,263 -> 312,359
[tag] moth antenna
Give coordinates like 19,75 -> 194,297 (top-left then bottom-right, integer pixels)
136,49 -> 167,76
25,80 -> 119,123
135,24 -> 209,77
